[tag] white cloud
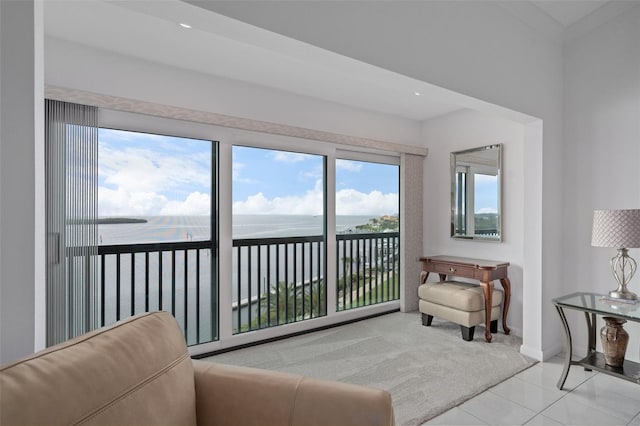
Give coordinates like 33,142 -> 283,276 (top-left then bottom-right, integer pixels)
476,207 -> 498,214
98,187 -> 168,217
336,159 -> 363,172
233,180 -> 398,216
160,192 -> 211,216
336,189 -> 398,216
99,145 -> 210,194
271,152 -> 312,163
302,164 -> 323,180
232,161 -> 244,179
233,180 -> 323,215
232,161 -> 256,184
99,187 -> 210,216
99,140 -> 211,217
233,191 -> 324,215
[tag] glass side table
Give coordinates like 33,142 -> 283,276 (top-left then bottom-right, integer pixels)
553,292 -> 640,389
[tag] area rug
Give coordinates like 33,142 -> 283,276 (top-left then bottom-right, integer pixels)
202,311 -> 536,425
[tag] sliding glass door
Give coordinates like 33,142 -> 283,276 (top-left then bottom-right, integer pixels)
335,158 -> 400,311
46,101 -> 219,346
96,128 -> 218,345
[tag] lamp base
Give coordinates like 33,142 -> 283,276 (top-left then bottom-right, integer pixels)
608,248 -> 638,301
609,288 -> 638,301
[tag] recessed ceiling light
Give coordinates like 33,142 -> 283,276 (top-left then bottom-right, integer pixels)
414,92 -> 421,96
179,23 -> 192,29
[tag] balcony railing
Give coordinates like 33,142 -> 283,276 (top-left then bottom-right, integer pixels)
232,232 -> 400,333
336,232 -> 400,311
72,231 -> 399,345
233,236 -> 325,334
95,241 -> 216,346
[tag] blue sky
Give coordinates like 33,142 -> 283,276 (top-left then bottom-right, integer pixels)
233,146 -> 399,216
98,129 -> 399,217
98,129 -> 211,216
232,146 -> 322,202
474,174 -> 498,214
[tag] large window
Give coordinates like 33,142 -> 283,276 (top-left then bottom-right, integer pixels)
97,128 -> 217,345
335,159 -> 400,311
231,146 -> 326,333
46,100 -> 405,352
232,146 -> 324,238
98,129 -> 213,243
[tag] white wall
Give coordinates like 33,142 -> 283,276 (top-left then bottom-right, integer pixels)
45,38 -> 423,148
422,109 -> 525,336
563,5 -> 640,362
0,0 -> 45,364
202,0 -> 561,359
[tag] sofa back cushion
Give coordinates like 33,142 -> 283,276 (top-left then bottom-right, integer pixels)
1,312 -> 196,426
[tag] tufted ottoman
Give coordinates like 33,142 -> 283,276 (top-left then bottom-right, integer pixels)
418,281 -> 503,341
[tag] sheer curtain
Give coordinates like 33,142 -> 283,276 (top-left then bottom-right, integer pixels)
45,100 -> 99,345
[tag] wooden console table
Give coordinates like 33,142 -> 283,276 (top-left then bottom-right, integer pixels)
419,255 -> 511,342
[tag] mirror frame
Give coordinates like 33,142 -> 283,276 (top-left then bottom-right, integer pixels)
450,144 -> 502,242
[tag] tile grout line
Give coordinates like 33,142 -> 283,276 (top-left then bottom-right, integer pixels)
487,374 -> 573,413
528,372 -> 594,426
457,365 -> 597,425
542,372 -> 636,426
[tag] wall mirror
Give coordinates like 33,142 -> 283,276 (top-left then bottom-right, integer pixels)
451,144 -> 502,241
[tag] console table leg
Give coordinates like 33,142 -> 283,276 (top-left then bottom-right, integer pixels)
555,305 -> 572,390
499,277 -> 511,335
584,312 -> 596,353
583,312 -> 597,371
480,281 -> 494,343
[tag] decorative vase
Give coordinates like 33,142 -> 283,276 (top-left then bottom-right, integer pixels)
600,317 -> 629,368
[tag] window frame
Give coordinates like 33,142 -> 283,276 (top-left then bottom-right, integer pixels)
97,110 -> 220,345
95,108 -> 403,355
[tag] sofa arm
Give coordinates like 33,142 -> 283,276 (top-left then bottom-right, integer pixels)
193,361 -> 394,426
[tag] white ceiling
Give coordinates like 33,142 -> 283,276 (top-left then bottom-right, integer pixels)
42,1 -> 617,124
531,0 -> 610,27
44,0 -> 467,122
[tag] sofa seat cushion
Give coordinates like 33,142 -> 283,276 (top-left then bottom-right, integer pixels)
0,312 -> 196,426
418,281 -> 503,312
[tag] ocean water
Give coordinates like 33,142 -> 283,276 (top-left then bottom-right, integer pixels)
98,214 -> 375,245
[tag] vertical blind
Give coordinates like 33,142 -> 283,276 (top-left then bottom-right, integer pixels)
45,100 -> 99,345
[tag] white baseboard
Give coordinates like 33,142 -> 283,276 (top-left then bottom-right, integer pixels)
542,343 -> 564,361
520,340 -> 565,362
519,344 -> 544,361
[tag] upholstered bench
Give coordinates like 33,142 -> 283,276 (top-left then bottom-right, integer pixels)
418,281 -> 503,341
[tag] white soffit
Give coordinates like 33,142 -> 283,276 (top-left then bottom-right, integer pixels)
528,0 -> 638,42
531,0 -> 610,27
43,0 -> 469,122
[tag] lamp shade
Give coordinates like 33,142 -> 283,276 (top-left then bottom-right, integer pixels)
592,209 -> 640,248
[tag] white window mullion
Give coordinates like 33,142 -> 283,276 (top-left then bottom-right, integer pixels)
325,151 -> 337,317
217,141 -> 234,341
466,172 -> 476,235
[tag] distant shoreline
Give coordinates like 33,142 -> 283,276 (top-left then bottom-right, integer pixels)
97,217 -> 148,224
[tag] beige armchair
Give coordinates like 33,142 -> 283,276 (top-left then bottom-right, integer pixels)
1,312 -> 394,426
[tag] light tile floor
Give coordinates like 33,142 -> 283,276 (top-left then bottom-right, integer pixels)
423,355 -> 640,426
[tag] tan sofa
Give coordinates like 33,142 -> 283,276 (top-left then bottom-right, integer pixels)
1,312 -> 394,426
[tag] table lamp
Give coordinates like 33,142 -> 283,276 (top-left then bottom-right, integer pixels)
592,209 -> 640,300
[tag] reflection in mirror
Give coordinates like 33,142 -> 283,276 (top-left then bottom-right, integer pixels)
451,144 -> 502,241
